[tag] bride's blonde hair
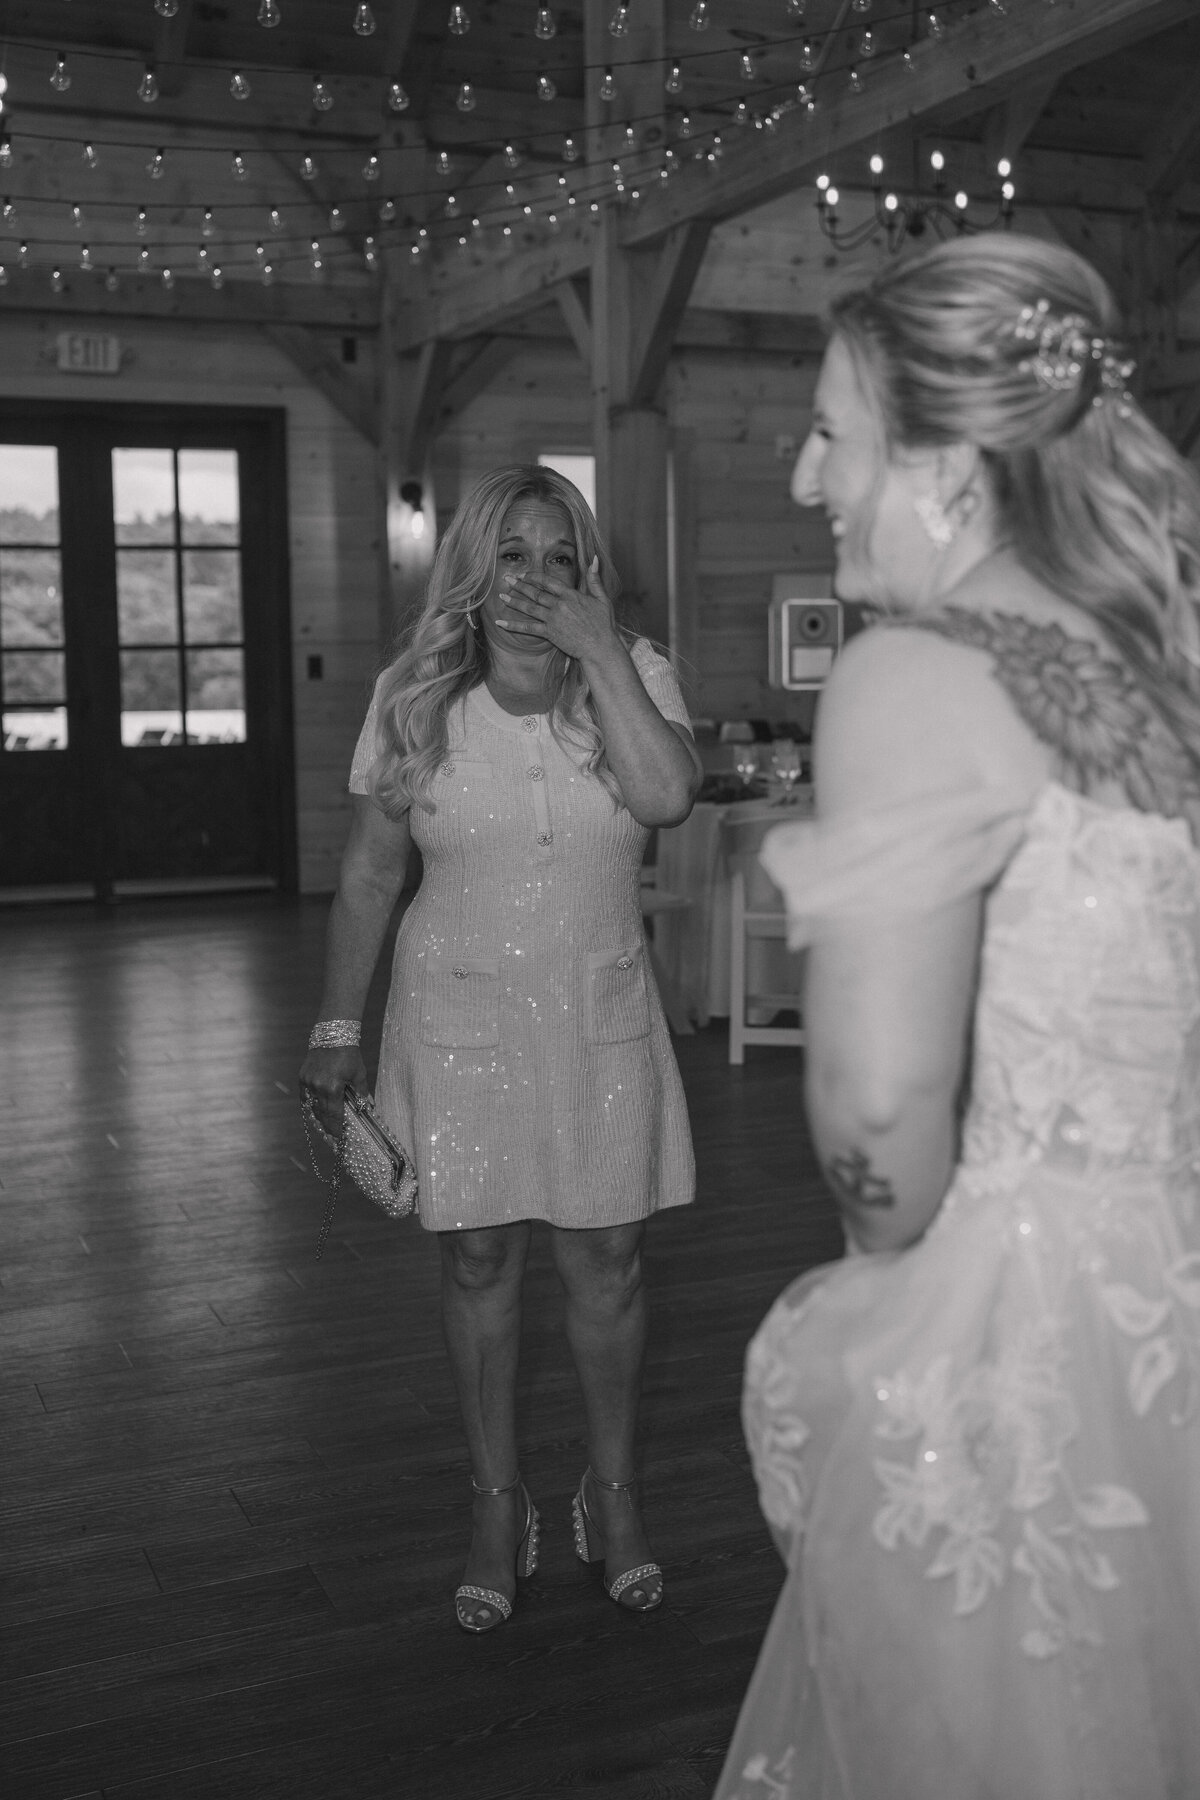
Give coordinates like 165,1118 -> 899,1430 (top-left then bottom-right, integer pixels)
366,464 -> 630,816
832,233 -> 1200,761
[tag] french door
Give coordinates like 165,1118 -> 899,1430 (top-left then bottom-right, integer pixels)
0,403 -> 295,897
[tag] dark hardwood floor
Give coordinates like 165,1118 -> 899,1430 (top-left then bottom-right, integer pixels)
0,894 -> 843,1800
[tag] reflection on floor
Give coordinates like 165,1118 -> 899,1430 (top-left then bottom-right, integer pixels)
0,894 -> 842,1800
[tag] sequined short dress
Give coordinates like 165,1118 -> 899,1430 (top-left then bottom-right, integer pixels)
714,779 -> 1200,1800
348,639 -> 696,1233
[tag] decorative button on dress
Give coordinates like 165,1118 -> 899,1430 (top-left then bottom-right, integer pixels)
348,638 -> 696,1233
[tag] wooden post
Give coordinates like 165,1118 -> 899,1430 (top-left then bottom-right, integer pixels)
379,252 -> 451,647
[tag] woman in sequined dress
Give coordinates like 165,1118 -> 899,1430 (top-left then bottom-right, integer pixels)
714,236 -> 1200,1798
300,465 -> 700,1633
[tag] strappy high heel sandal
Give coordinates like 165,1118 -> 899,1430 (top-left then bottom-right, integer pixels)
572,1467 -> 663,1612
454,1473 -> 540,1634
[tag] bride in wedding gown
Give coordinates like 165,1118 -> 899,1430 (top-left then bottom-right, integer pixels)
714,235 -> 1200,1800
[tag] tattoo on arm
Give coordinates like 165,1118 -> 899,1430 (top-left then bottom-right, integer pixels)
825,1148 -> 896,1211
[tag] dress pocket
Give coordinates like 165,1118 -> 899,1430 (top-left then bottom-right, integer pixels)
420,957 -> 501,1047
586,945 -> 651,1044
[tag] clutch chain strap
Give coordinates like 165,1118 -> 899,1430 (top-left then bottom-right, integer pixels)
301,1097 -> 345,1261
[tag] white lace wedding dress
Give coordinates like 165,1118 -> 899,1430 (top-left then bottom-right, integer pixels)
714,780 -> 1200,1800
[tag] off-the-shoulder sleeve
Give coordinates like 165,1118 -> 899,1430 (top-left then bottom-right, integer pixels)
759,785 -> 1034,948
347,673 -> 386,796
629,637 -> 692,731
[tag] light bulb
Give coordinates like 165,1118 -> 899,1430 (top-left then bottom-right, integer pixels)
678,115 -> 693,139
161,267 -> 174,289
0,265 -> 10,286
930,148 -> 945,172
989,0 -> 1007,13
826,186 -> 839,208
17,241 -> 27,266
378,196 -> 397,221
436,150 -> 452,176
859,30 -> 875,56
741,54 -> 755,80
71,203 -> 84,228
869,153 -> 884,176
329,205 -> 344,231
954,190 -> 969,209
503,143 -> 521,168
202,207 -> 215,236
198,245 -> 211,270
232,152 -> 248,180
800,40 -> 815,69
255,241 -> 266,261
816,172 -> 830,190
456,82 -> 476,111
83,142 -> 99,169
996,157 -> 1011,178
258,0 -> 282,24
903,49 -> 915,73
139,65 -> 159,103
155,0 -> 180,15
665,63 -> 682,94
362,153 -> 380,181
598,68 -> 617,102
689,2 -> 709,29
786,0 -> 807,16
0,132 -> 13,169
230,70 -> 251,100
445,193 -> 460,217
563,135 -> 579,161
448,4 -> 470,32
624,125 -> 637,151
537,74 -> 557,101
364,236 -> 378,268
884,191 -> 898,212
50,55 -> 71,93
136,207 -> 148,236
847,67 -> 863,93
2,198 -> 16,225
853,0 -> 872,9
534,6 -> 556,38
148,148 -> 166,179
388,80 -> 410,111
138,247 -> 151,269
51,268 -> 63,293
312,76 -> 334,111
105,268 -> 119,292
211,266 -> 224,289
260,263 -> 274,285
927,10 -> 945,38
609,4 -> 629,36
269,207 -> 284,231
354,3 -> 377,33
301,153 -> 318,180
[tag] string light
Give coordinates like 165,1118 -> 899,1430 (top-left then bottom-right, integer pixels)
847,67 -> 863,93
378,196 -> 397,221
445,193 -> 460,216
161,267 -> 174,289
362,152 -> 380,180
230,70 -> 251,100
211,265 -> 224,289
563,135 -> 580,161
448,4 -> 470,32
665,63 -> 683,94
364,235 -> 379,268
503,143 -> 522,168
436,150 -> 452,176
599,68 -> 617,102
328,205 -> 345,231
740,54 -> 755,81
139,246 -> 152,270
258,0 -> 282,24
196,244 -> 210,271
457,82 -> 476,111
537,74 -> 557,100
0,266 -> 8,287
135,207 -> 148,236
312,76 -> 334,111
609,4 -> 630,36
0,129 -> 12,169
859,29 -> 875,56
2,198 -> 16,226
926,10 -> 945,38
17,241 -> 28,267
203,207 -> 216,236
853,0 -> 872,9
260,261 -> 274,285
388,80 -> 410,111
269,206 -> 284,231
800,40 -> 816,69
105,268 -> 119,292
301,153 -> 318,180
139,65 -> 159,103
147,147 -> 166,179
255,241 -> 267,262
786,0 -> 807,15
354,3 -> 378,33
689,2 -> 710,29
83,142 -> 99,169
232,152 -> 248,180
70,203 -> 84,228
51,268 -> 63,293
534,6 -> 556,38
155,0 -> 180,16
678,114 -> 693,138
50,55 -> 71,93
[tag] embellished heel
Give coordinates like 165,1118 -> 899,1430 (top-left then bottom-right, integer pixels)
572,1467 -> 663,1612
455,1474 -> 540,1634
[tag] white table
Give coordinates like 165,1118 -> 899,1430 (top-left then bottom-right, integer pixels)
652,790 -> 812,1027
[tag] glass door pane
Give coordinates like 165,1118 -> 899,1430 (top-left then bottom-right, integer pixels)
0,445 -> 66,751
112,446 -> 245,746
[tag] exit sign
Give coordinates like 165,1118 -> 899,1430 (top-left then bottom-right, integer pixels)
56,331 -> 121,374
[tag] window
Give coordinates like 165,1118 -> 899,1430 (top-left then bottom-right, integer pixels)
0,444 -> 66,751
113,447 -> 246,746
537,453 -> 595,516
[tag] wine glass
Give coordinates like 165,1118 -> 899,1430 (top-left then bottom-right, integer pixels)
770,738 -> 803,802
733,745 -> 759,790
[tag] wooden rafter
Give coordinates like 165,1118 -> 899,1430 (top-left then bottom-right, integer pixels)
555,278 -> 592,365
629,220 -> 713,407
1143,85 -> 1200,199
261,322 -> 379,443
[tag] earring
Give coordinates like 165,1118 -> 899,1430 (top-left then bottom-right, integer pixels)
913,489 -> 956,549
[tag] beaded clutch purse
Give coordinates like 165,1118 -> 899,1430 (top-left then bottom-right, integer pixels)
302,1085 -> 418,1257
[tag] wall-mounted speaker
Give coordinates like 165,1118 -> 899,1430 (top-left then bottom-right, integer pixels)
768,576 -> 842,690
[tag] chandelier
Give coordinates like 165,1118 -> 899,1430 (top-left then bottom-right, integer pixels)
815,149 -> 1017,252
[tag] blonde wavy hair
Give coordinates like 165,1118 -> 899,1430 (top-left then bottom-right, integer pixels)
367,464 -> 634,816
830,233 -> 1200,763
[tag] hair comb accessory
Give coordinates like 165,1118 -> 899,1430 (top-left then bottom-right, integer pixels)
1010,297 -> 1136,414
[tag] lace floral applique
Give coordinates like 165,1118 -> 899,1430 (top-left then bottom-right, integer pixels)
869,1320 -> 1150,1659
889,609 -> 1197,821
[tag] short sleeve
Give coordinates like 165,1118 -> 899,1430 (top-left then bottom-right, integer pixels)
630,637 -> 692,731
759,785 -> 1034,949
348,673 -> 386,796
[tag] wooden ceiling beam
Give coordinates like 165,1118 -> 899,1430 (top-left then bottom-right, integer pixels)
0,264 -> 380,328
1143,87 -> 1200,200
556,278 -> 592,365
619,0 -> 1198,248
629,220 -> 713,406
261,322 -> 378,443
981,75 -> 1059,170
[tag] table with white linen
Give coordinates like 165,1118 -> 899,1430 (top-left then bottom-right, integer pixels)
652,790 -> 813,1028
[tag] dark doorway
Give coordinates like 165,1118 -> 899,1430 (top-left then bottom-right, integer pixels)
0,401 -> 295,899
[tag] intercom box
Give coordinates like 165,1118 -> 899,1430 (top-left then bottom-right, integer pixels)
768,575 -> 842,690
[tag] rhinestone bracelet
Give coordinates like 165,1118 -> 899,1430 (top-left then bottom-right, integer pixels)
308,1019 -> 362,1049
